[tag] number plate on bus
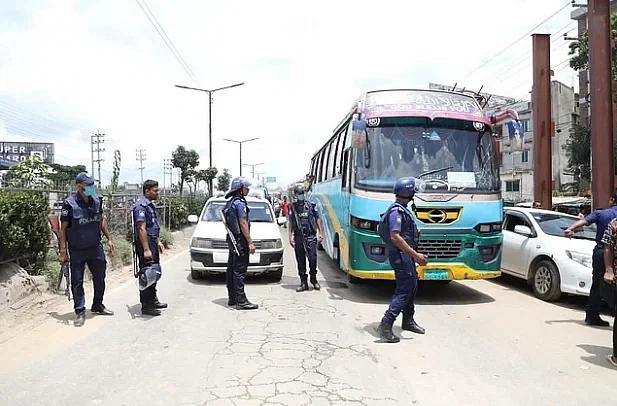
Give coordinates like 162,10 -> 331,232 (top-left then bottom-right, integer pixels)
424,270 -> 449,280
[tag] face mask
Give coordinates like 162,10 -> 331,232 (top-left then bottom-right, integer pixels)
297,193 -> 305,202
84,185 -> 96,197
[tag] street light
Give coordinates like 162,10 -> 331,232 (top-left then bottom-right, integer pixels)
243,162 -> 264,178
222,137 -> 259,176
175,82 -> 245,193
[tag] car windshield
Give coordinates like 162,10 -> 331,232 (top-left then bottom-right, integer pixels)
354,117 -> 500,193
531,212 -> 596,240
201,201 -> 274,223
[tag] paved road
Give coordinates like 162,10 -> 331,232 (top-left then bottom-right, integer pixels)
0,233 -> 615,405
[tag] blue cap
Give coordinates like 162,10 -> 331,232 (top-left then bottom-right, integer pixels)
75,172 -> 96,185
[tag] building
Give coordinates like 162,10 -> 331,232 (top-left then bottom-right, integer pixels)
498,81 -> 579,203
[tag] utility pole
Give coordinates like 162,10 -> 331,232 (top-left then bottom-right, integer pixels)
91,130 -> 105,186
163,158 -> 173,193
244,162 -> 264,179
588,0 -> 614,210
136,149 -> 146,184
175,82 -> 245,193
531,33 -> 552,210
223,137 -> 259,176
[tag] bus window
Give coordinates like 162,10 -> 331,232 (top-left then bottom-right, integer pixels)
327,139 -> 337,179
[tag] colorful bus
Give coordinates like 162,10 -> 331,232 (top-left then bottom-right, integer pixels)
308,88 -> 518,282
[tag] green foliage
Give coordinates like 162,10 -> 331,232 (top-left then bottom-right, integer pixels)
158,197 -> 189,230
103,235 -> 133,269
105,150 -> 121,221
3,156 -> 51,188
569,12 -> 617,101
171,146 -> 200,196
0,190 -> 50,266
185,194 -> 207,216
159,228 -> 175,249
562,123 -> 591,193
48,164 -> 87,190
217,168 -> 232,192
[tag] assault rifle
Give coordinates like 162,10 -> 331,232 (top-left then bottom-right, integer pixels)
220,209 -> 241,256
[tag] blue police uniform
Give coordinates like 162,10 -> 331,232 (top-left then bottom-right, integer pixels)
133,196 -> 162,309
60,192 -> 107,315
381,199 -> 420,326
224,196 -> 251,302
583,206 -> 617,323
289,201 -> 320,288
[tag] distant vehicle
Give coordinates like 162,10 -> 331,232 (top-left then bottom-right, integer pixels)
187,196 -> 287,280
501,207 -> 596,301
247,186 -> 272,203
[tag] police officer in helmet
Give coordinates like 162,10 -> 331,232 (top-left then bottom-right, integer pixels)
376,177 -> 428,343
133,179 -> 167,316
58,172 -> 115,327
289,184 -> 323,292
223,177 -> 258,310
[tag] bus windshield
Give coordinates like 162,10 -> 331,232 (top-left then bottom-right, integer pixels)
354,118 -> 500,193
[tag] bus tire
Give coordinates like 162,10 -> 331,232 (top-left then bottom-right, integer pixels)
348,273 -> 359,284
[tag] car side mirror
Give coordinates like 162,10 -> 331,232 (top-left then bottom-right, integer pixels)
187,215 -> 199,224
513,225 -> 532,237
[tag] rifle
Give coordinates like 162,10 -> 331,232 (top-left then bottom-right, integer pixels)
131,208 -> 139,278
57,256 -> 71,300
220,209 -> 241,256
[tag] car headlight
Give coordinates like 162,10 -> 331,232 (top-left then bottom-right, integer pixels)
566,250 -> 592,268
261,240 -> 283,249
191,238 -> 213,249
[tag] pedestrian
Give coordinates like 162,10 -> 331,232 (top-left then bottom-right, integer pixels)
223,177 -> 259,310
133,179 -> 167,316
58,172 -> 115,327
565,191 -> 617,327
600,217 -> 617,368
533,201 -> 542,209
280,196 -> 290,229
375,177 -> 428,343
289,184 -> 323,292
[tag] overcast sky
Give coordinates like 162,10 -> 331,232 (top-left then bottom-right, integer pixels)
0,0 -> 578,189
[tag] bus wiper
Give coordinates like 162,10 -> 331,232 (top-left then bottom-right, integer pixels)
364,138 -> 372,168
418,166 -> 454,178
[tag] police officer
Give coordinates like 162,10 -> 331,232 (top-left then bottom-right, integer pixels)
376,177 -> 428,343
133,179 -> 168,316
565,191 -> 617,327
288,184 -> 323,292
223,177 -> 258,310
58,172 -> 115,327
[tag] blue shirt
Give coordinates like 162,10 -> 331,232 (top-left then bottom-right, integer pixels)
60,193 -> 103,227
133,196 -> 160,239
584,206 -> 617,246
387,199 -> 409,235
232,198 -> 248,219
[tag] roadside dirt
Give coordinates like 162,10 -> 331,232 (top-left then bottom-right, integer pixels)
0,230 -> 191,345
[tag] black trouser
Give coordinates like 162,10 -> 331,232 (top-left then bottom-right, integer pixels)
226,236 -> 249,300
613,286 -> 617,358
136,237 -> 160,307
587,247 -> 606,317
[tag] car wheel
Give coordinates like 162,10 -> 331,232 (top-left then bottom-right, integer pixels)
191,269 -> 201,280
531,259 -> 561,301
270,268 -> 283,281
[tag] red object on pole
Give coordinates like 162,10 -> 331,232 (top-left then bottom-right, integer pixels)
532,34 -> 552,210
588,0 -> 615,210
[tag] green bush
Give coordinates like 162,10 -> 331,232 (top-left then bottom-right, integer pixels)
159,228 -> 174,248
0,191 -> 50,269
185,194 -> 207,216
157,197 -> 189,230
103,235 -> 133,269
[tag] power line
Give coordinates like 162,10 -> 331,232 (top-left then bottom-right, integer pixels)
460,0 -> 573,81
134,0 -> 196,81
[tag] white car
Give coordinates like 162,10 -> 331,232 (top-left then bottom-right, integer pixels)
501,207 -> 597,301
187,196 -> 287,280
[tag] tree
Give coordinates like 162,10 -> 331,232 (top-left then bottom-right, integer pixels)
562,123 -> 591,193
196,167 -> 218,195
105,150 -> 121,221
3,156 -> 51,188
171,146 -> 200,197
217,168 -> 232,192
569,12 -> 617,101
48,164 -> 87,189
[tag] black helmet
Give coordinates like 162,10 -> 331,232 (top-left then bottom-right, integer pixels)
293,184 -> 305,195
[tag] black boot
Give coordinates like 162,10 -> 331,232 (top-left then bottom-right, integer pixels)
296,280 -> 309,292
236,295 -> 258,310
228,297 -> 236,306
91,305 -> 114,316
74,313 -> 86,327
153,299 -> 168,309
141,306 -> 161,316
376,321 -> 400,343
402,315 -> 425,334
585,312 -> 610,327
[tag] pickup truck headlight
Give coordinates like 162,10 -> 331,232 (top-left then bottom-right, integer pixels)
566,250 -> 592,268
191,238 -> 213,249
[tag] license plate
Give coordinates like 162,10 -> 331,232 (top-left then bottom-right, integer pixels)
213,252 -> 229,264
423,270 -> 450,280
249,254 -> 260,264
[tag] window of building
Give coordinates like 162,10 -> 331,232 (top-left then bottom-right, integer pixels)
521,119 -> 530,132
505,180 -> 520,192
521,151 -> 529,163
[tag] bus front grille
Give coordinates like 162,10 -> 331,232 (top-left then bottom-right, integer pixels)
414,207 -> 462,225
418,239 -> 462,259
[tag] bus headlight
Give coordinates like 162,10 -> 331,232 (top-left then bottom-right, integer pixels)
475,223 -> 502,233
191,238 -> 213,249
351,216 -> 378,232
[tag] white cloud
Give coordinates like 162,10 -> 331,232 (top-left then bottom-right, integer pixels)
0,0 -> 578,188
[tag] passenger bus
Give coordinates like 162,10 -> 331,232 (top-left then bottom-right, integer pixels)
308,88 -> 518,282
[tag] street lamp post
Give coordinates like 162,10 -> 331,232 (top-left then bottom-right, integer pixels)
175,82 -> 244,193
222,138 -> 259,176
243,162 -> 264,179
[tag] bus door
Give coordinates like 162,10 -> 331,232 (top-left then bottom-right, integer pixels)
338,147 -> 352,270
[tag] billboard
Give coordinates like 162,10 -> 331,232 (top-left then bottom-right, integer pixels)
0,142 -> 55,165
265,177 -> 276,183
